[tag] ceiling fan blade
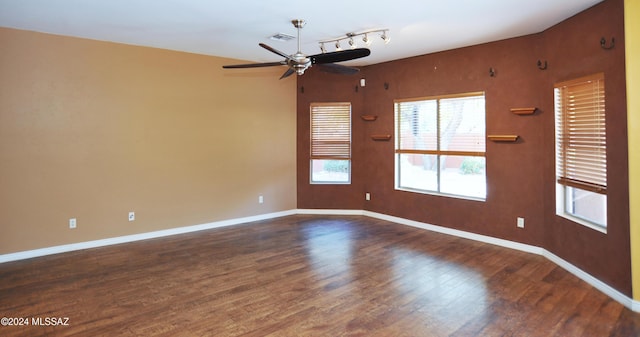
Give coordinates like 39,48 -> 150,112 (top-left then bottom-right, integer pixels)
279,68 -> 296,79
259,43 -> 293,60
311,48 -> 371,64
223,61 -> 286,69
317,63 -> 360,75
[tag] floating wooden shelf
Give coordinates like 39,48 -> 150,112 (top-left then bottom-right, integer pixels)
488,134 -> 519,142
361,115 -> 378,121
510,107 -> 537,115
371,134 -> 392,141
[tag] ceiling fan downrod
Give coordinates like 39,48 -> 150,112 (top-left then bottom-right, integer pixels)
290,19 -> 310,75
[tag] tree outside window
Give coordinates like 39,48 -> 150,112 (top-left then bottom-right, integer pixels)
395,93 -> 486,200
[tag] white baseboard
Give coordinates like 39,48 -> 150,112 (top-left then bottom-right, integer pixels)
297,209 -> 364,216
543,250 -> 639,311
634,299 -> 640,312
1,208 -> 638,312
363,210 -> 545,255
0,209 -> 296,264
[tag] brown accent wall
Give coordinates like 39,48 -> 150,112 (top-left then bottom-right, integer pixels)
0,28 -> 297,254
296,0 -> 630,295
297,70 -> 365,209
541,0 -> 629,295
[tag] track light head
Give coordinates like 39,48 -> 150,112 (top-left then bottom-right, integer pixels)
381,31 -> 390,44
363,34 -> 372,46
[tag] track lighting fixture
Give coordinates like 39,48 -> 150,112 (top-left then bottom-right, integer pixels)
319,29 -> 390,53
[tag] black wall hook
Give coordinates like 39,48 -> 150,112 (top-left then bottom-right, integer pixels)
489,68 -> 496,77
600,37 -> 615,50
537,60 -> 548,70
384,82 -> 389,90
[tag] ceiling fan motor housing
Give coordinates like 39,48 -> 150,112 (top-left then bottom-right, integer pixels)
290,52 -> 311,75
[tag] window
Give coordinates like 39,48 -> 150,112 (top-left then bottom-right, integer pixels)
555,73 -> 607,231
395,92 -> 486,199
310,102 -> 351,184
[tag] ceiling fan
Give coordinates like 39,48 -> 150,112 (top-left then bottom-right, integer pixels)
222,19 -> 371,79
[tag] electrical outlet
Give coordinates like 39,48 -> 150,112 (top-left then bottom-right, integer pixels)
258,195 -> 264,204
365,193 -> 371,201
517,217 -> 525,228
69,218 -> 77,229
128,212 -> 135,222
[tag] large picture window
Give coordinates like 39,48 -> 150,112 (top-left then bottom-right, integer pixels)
555,73 -> 607,231
395,92 -> 486,199
310,102 -> 351,184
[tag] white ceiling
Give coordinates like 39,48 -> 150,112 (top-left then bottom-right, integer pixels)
0,0 -> 603,66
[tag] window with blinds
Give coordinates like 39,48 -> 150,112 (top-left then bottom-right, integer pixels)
395,92 -> 486,199
554,73 -> 607,230
310,102 -> 351,184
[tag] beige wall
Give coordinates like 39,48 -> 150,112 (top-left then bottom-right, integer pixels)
0,28 -> 297,254
626,0 -> 640,300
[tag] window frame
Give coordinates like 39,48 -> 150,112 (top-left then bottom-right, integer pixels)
554,72 -> 607,232
394,92 -> 486,200
309,102 -> 352,184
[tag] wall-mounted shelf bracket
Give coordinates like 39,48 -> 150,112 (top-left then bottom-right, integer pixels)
600,37 -> 615,50
510,107 -> 537,115
488,135 -> 519,142
371,134 -> 392,141
537,60 -> 548,70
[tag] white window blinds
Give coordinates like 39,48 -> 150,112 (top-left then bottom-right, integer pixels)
555,73 -> 607,194
310,102 -> 351,160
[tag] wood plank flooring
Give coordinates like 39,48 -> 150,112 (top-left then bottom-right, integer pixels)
1,215 -> 639,336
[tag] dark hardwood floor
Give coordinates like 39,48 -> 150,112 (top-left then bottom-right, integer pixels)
1,215 -> 639,336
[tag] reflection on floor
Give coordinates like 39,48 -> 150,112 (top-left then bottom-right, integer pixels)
1,215 -> 639,336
